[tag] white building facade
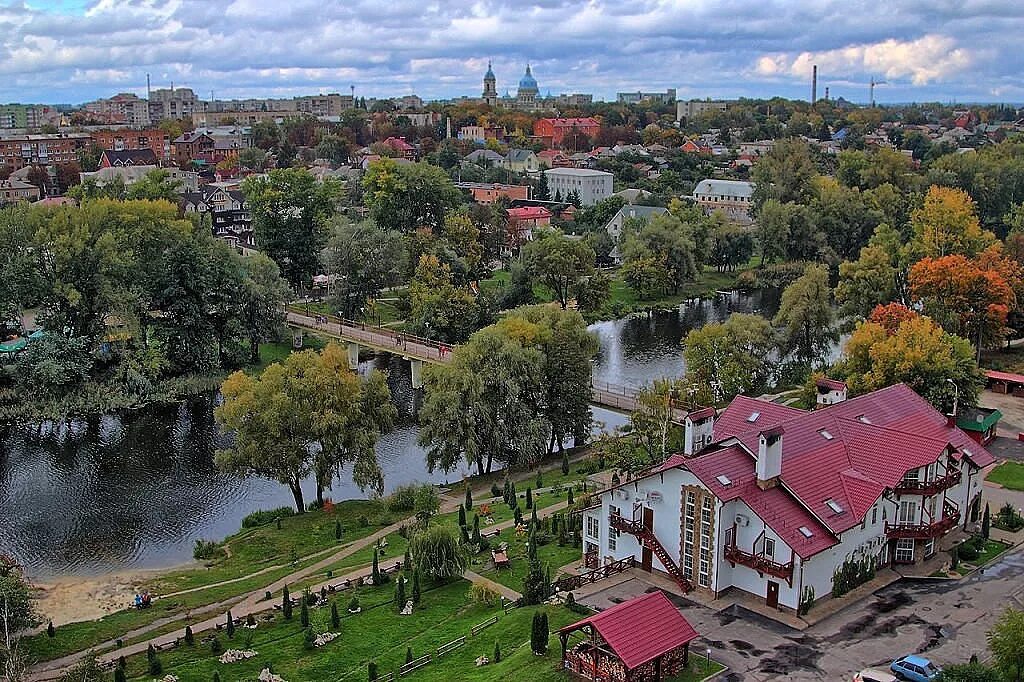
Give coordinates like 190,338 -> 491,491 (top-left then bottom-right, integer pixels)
582,385 -> 993,613
544,168 -> 613,206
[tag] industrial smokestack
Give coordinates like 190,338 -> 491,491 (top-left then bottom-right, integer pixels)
811,65 -> 818,104
824,86 -> 829,101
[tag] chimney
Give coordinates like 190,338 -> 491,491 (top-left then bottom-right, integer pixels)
824,86 -> 830,101
756,427 -> 784,489
946,414 -> 957,428
811,65 -> 818,104
683,408 -> 716,456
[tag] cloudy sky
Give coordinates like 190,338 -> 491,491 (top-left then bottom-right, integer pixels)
1,0 -> 1022,105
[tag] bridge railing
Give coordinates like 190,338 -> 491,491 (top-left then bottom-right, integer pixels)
288,310 -> 454,358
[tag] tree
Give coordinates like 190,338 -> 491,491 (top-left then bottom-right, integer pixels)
755,199 -> 794,265
244,168 -> 339,288
683,313 -> 776,401
363,159 -> 460,233
988,608 -> 1024,682
628,378 -> 685,467
412,568 -> 421,604
238,253 -> 290,364
394,572 -> 406,608
330,602 -> 340,629
315,134 -> 351,166
184,625 -> 194,645
839,315 -> 980,412
939,663 -> 1000,682
983,503 -> 991,539
911,186 -> 995,258
215,344 -> 394,512
621,213 -> 700,294
406,254 -> 482,343
0,571 -> 38,672
835,245 -> 898,320
282,584 -> 293,619
709,220 -> 754,272
324,220 -> 406,318
408,526 -> 468,579
751,138 -> 819,211
127,169 -> 183,202
773,264 -> 837,367
530,611 -> 549,654
909,254 -> 1015,357
522,231 -> 596,309
535,172 -> 550,201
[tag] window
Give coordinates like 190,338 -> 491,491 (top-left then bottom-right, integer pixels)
898,500 -> 917,524
825,499 -> 844,514
608,532 -> 616,552
747,411 -> 760,423
683,554 -> 693,578
586,516 -> 599,539
895,538 -> 914,563
798,526 -> 813,538
903,468 -> 920,483
871,506 -> 878,525
764,538 -> 775,559
924,539 -> 935,558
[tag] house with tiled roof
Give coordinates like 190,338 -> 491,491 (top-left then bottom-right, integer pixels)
181,185 -> 252,247
533,117 -> 601,148
99,148 -> 160,168
583,384 -> 994,615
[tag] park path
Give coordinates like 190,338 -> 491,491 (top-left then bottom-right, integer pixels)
27,461 -> 581,680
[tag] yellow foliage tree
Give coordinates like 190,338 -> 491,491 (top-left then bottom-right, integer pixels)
911,185 -> 996,258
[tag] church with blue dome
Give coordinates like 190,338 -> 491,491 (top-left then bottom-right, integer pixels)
480,61 -> 543,111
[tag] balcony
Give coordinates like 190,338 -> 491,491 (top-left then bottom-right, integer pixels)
886,500 -> 960,540
893,469 -> 962,496
723,542 -> 794,586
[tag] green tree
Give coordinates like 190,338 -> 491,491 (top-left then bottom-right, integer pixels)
751,138 -> 819,211
530,611 -> 549,653
215,344 -> 393,511
939,663 -> 1001,682
406,254 -> 482,343
315,134 -> 351,166
983,503 -> 991,539
628,378 -> 685,467
408,526 -> 468,579
522,231 -> 596,309
835,245 -> 898,320
683,313 -> 776,401
709,220 -> 754,272
238,253 -> 291,364
773,264 -> 837,367
0,205 -> 45,329
988,608 -> 1024,682
324,220 -> 406,318
363,159 -> 460,233
394,573 -> 406,608
621,213 -> 700,294
282,584 -> 292,619
244,168 -> 340,288
126,169 -> 182,201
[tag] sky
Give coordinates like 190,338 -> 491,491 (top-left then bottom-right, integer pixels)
1,0 -> 1022,106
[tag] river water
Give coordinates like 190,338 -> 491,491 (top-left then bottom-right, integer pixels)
0,290 -> 791,577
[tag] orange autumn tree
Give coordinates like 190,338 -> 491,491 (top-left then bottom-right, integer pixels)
908,254 -> 1015,355
868,302 -> 919,336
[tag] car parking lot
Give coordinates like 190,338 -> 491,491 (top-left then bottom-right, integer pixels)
577,543 -> 1024,680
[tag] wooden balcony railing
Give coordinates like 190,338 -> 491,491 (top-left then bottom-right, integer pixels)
893,469 -> 962,497
886,500 -> 960,540
723,543 -> 794,587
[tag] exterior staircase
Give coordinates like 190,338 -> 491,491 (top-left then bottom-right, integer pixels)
609,513 -> 693,592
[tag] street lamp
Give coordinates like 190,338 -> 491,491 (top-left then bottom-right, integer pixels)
946,378 -> 959,418
706,648 -> 711,670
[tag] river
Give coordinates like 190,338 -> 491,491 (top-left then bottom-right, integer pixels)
0,289 -> 794,577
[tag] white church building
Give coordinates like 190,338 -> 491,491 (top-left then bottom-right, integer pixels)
582,384 -> 994,613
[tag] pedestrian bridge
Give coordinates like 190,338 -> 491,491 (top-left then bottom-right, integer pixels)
286,311 -> 688,420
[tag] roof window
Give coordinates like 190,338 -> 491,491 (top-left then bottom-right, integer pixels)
798,526 -> 814,538
819,429 -> 834,440
747,411 -> 760,423
825,499 -> 844,514
857,414 -> 872,424
716,475 -> 732,486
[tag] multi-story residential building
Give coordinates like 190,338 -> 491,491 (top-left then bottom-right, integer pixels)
533,117 -> 601,148
617,89 -> 677,105
0,104 -> 61,129
91,129 -> 172,163
181,185 -> 253,247
677,99 -> 729,121
84,93 -> 151,127
295,94 -> 354,117
173,128 -> 249,166
148,87 -> 201,122
0,177 -> 40,204
692,179 -> 754,224
544,168 -> 613,206
549,93 -> 594,107
582,384 -> 994,614
0,133 -> 92,171
504,149 -> 540,174
98,149 -> 160,168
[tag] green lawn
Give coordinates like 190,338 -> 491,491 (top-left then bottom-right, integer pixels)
970,539 -> 1012,566
119,578 -> 581,682
987,461 -> 1024,491
472,526 -> 583,593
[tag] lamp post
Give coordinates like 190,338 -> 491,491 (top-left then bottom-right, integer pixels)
706,647 -> 711,670
946,378 -> 959,418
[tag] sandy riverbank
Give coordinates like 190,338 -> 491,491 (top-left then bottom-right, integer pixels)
29,562 -> 197,627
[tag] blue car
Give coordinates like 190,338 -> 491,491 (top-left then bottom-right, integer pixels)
890,655 -> 942,681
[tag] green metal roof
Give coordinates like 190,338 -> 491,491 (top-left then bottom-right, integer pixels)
0,338 -> 27,353
957,409 -> 1002,432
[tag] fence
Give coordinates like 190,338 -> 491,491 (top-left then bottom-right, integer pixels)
471,615 -> 498,636
551,556 -> 636,593
399,654 -> 432,676
436,636 -> 466,657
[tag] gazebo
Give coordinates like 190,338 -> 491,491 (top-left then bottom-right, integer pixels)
558,591 -> 699,682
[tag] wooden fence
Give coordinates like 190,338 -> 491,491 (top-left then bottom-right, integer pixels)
471,615 -> 498,636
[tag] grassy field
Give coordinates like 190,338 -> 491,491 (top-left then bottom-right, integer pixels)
986,461 -> 1024,491
118,578 -> 580,681
966,539 -> 1012,567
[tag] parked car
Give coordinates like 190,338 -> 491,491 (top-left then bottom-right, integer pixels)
854,669 -> 897,682
890,655 -> 942,681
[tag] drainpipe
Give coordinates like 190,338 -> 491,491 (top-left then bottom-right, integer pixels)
713,499 -> 723,599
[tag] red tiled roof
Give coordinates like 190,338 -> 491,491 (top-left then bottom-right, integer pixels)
816,377 -> 847,391
507,206 -> 551,220
537,117 -> 601,129
986,369 -> 1024,384
687,407 -> 716,421
714,384 -> 996,535
685,445 -> 837,558
560,592 -> 698,670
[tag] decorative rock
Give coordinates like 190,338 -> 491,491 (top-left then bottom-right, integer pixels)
219,649 -> 258,664
157,676 -> 179,682
475,656 -> 490,666
348,607 -> 362,614
399,599 -> 414,616
258,668 -> 287,682
314,632 -> 340,647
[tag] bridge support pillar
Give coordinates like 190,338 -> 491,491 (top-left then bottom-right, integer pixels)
410,358 -> 423,389
346,342 -> 360,370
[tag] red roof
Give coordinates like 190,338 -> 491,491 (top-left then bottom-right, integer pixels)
714,384 -> 996,535
536,117 -> 601,129
507,206 -> 551,220
986,369 -> 1024,384
560,592 -> 698,670
816,377 -> 847,391
687,407 -> 716,422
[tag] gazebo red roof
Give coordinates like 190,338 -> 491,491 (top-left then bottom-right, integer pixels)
560,591 -> 699,670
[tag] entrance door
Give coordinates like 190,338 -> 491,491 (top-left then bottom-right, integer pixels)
641,507 -> 654,572
766,581 -> 780,609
